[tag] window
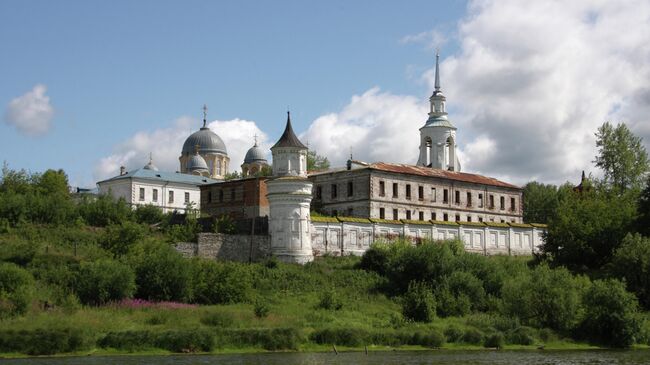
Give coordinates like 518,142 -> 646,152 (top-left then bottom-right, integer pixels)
331,184 -> 337,199
455,190 -> 460,205
393,209 -> 398,220
479,217 -> 483,222
332,209 -> 338,216
431,212 -> 436,221
478,193 -> 484,208
500,196 -> 505,210
418,186 -> 424,201
443,213 -> 449,221
443,189 -> 449,203
216,160 -> 222,175
184,192 -> 190,204
153,189 -> 158,202
231,189 -> 235,201
468,216 -> 472,222
418,211 -> 424,221
466,192 -> 472,207
489,194 -> 495,209
406,210 -> 411,220
379,181 -> 385,197
392,183 -> 398,197
431,188 -> 437,202
379,208 -> 385,219
206,191 -> 211,203
168,190 -> 174,203
510,197 -> 516,211
219,190 -> 224,202
347,208 -> 353,216
139,188 -> 145,201
455,214 -> 460,222
501,219 -> 505,223
315,185 -> 322,199
347,181 -> 354,197
405,184 -> 411,200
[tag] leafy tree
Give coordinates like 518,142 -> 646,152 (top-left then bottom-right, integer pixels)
0,263 -> 33,317
594,122 -> 649,193
134,204 -> 165,225
307,150 -> 330,171
78,194 -> 133,227
100,221 -> 147,257
129,241 -> 192,302
76,259 -> 136,305
255,165 -> 273,177
522,181 -> 558,224
611,234 -> 650,308
36,169 -> 69,196
579,279 -> 641,348
542,187 -> 637,271
191,260 -> 251,304
223,171 -> 241,181
637,176 -> 650,236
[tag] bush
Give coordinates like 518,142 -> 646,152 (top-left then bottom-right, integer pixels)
191,260 -> 252,304
0,239 -> 38,266
484,332 -> 505,349
611,233 -> 650,308
461,328 -> 484,345
507,326 -> 536,345
78,194 -> 133,227
28,253 -> 80,291
98,330 -> 155,351
0,263 -> 33,317
402,281 -> 436,322
134,204 -> 165,225
254,300 -> 270,318
317,289 -> 343,310
99,329 -> 214,353
224,328 -> 301,350
0,328 -> 85,355
130,242 -> 191,302
444,325 -> 464,343
435,287 -> 471,317
579,279 -> 641,348
200,311 -> 235,327
76,259 -> 136,305
310,327 -> 369,347
100,222 -> 147,257
412,330 -> 445,348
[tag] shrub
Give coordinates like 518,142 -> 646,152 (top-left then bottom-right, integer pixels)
0,263 -> 33,317
461,328 -> 484,345
213,215 -> 236,234
130,242 -> 191,302
225,328 -> 301,350
579,279 -> 641,348
100,221 -> 147,257
154,329 -> 214,352
191,260 -> 252,304
0,239 -> 38,266
254,300 -> 270,318
401,281 -> 436,323
98,330 -> 155,351
75,259 -> 136,305
28,253 -> 80,291
310,327 -> 368,347
484,332 -> 505,349
0,328 -> 85,355
444,325 -> 464,343
317,289 -> 343,310
134,204 -> 165,225
435,287 -> 471,317
507,326 -> 536,345
412,330 -> 445,348
78,194 -> 133,227
200,311 -> 235,327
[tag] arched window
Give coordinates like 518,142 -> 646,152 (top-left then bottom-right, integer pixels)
446,136 -> 455,171
216,160 -> 222,175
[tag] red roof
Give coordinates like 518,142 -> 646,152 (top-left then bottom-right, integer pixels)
368,162 -> 521,189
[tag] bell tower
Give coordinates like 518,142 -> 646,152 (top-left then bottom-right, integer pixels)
417,52 -> 461,172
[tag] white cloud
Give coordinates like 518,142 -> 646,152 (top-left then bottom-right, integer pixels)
400,29 -> 448,50
430,0 -> 650,185
4,84 -> 54,136
302,87 -> 427,166
94,117 -> 269,182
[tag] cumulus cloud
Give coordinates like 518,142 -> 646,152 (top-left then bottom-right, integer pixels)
4,84 -> 55,136
94,117 -> 269,182
400,29 -> 448,50
302,87 -> 427,166
429,0 -> 650,184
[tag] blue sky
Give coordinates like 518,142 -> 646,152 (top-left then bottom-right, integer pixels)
2,0 -> 649,187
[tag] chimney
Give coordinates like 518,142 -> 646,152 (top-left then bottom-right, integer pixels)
120,166 -> 126,176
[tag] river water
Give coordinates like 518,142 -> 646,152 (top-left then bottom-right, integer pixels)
1,350 -> 650,365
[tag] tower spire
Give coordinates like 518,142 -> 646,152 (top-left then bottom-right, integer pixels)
434,49 -> 441,92
202,104 -> 208,128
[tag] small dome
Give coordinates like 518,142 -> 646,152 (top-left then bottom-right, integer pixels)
143,154 -> 159,171
244,144 -> 267,164
188,153 -> 209,172
182,127 -> 228,156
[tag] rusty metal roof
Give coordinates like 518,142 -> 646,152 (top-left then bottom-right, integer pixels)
369,162 -> 521,189
272,111 -> 307,149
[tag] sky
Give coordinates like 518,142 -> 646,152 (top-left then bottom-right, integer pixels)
1,0 -> 649,188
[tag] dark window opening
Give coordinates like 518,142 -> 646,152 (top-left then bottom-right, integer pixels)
455,190 -> 460,205
332,209 -> 338,216
139,188 -> 145,201
393,209 -> 398,220
466,192 -> 472,207
185,192 -> 190,204
479,217 -> 483,222
500,196 -> 505,210
379,208 -> 385,219
455,214 -> 460,222
468,216 -> 472,222
406,210 -> 411,220
431,187 -> 436,202
431,212 -> 436,221
443,189 -> 449,203
510,197 -> 516,211
219,190 -> 224,202
379,181 -> 385,197
406,184 -> 411,200
392,183 -> 398,198
478,193 -> 484,208
331,184 -> 337,199
489,194 -> 494,209
418,186 -> 424,201
206,191 -> 211,203
347,181 -> 354,197
418,211 -> 424,221
315,186 -> 322,199
230,189 -> 235,201
443,213 -> 449,221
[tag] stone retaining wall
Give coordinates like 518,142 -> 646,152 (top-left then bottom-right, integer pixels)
175,233 -> 271,262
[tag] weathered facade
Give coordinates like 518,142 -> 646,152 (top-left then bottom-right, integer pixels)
201,177 -> 269,219
310,161 -> 523,224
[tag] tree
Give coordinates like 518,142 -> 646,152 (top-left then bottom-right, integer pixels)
594,122 -> 649,192
637,176 -> 650,236
76,259 -> 136,305
611,234 -> 650,309
0,263 -> 33,317
522,181 -> 559,224
307,150 -> 330,171
223,171 -> 241,181
402,281 -> 436,322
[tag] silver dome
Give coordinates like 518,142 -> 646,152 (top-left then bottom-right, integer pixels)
182,127 -> 228,155
244,144 -> 267,164
188,153 -> 209,172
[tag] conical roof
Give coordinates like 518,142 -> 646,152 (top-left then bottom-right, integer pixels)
272,111 -> 307,149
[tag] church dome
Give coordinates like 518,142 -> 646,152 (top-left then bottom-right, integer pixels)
244,144 -> 267,164
182,127 -> 228,156
188,152 -> 209,172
